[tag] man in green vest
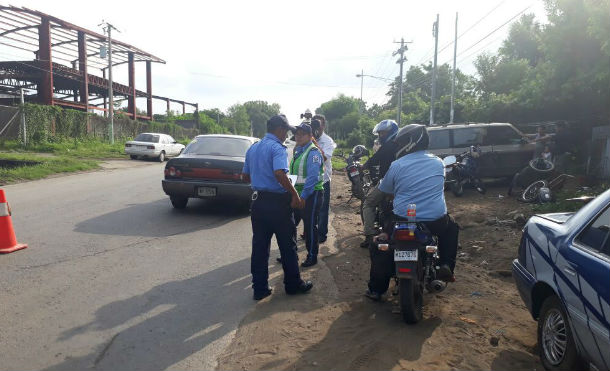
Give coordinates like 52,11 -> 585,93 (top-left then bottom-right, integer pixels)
291,122 -> 324,267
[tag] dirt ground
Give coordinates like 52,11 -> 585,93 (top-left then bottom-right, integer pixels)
217,173 -> 543,371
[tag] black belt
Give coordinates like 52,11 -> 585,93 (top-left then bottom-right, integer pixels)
253,191 -> 290,202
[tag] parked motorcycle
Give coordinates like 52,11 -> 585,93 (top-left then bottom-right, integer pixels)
339,145 -> 380,223
375,204 -> 446,324
443,145 -> 486,197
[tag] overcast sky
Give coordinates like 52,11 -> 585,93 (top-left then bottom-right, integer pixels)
3,0 -> 547,123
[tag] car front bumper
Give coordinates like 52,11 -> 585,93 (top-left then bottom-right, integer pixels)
512,258 -> 536,318
162,178 -> 252,200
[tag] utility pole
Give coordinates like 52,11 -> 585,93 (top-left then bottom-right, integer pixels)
450,12 -> 458,124
393,38 -> 409,126
100,21 -> 120,144
430,14 -> 439,126
356,69 -> 364,114
20,88 -> 26,146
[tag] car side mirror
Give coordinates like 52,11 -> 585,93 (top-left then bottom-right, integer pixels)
172,141 -> 177,144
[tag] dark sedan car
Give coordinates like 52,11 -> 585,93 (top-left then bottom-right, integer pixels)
513,189 -> 610,371
162,134 -> 258,209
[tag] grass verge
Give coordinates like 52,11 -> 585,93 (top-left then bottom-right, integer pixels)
0,139 -> 128,159
0,152 -> 99,185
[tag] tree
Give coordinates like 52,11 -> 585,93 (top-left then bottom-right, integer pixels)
243,101 -> 281,138
316,94 -> 360,140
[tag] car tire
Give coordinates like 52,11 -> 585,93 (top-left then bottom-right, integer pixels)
537,295 -> 583,371
170,196 -> 188,209
130,155 -> 138,160
158,151 -> 165,162
521,180 -> 548,203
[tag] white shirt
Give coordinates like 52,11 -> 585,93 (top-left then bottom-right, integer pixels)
317,133 -> 336,183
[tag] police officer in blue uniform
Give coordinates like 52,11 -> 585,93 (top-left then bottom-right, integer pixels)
290,122 -> 324,267
242,114 -> 314,300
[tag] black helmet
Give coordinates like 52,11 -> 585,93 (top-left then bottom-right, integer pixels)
352,144 -> 368,158
394,124 -> 429,158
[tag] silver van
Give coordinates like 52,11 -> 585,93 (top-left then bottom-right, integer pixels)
427,123 -> 535,178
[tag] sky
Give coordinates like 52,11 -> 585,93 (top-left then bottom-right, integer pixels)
2,0 -> 548,123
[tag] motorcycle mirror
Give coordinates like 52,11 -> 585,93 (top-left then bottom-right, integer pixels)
443,155 -> 457,167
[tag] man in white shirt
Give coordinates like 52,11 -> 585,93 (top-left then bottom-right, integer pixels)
312,114 -> 336,243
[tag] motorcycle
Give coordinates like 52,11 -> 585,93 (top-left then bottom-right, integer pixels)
340,146 -> 379,223
375,204 -> 446,324
443,145 -> 486,197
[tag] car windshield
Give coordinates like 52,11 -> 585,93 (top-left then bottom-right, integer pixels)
134,133 -> 160,143
184,137 -> 252,157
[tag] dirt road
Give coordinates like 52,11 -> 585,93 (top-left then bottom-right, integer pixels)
218,174 -> 542,371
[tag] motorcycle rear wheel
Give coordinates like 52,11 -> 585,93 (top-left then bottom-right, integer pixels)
399,278 -> 423,324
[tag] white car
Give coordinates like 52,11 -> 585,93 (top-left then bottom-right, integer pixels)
125,133 -> 185,162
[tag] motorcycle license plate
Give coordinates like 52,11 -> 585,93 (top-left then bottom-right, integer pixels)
350,170 -> 359,176
394,249 -> 418,261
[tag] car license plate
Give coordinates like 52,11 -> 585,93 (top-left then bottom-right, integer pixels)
198,187 -> 216,197
394,249 -> 418,261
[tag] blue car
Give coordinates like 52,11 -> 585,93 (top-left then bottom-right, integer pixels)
513,188 -> 610,371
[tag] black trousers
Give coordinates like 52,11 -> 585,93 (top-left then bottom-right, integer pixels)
251,192 -> 302,294
294,190 -> 323,261
368,214 -> 459,295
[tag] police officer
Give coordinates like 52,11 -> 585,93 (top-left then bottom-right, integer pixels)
242,114 -> 314,300
291,122 -> 324,267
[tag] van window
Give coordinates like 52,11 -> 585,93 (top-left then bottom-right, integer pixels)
485,126 -> 522,145
428,129 -> 450,150
453,128 -> 485,147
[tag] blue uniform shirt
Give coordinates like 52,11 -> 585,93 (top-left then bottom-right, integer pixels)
378,150 -> 447,221
243,133 -> 289,193
293,141 -> 323,199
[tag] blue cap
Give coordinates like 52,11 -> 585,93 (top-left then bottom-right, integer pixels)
295,122 -> 312,135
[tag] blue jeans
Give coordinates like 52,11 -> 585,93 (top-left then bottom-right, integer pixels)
318,181 -> 331,240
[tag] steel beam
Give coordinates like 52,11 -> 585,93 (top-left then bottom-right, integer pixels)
77,31 -> 88,110
127,52 -> 136,119
37,17 -> 53,105
146,60 -> 152,118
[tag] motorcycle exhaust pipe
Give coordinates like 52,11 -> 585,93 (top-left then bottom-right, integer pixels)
428,280 -> 446,293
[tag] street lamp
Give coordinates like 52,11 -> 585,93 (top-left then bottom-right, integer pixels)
355,71 -> 393,114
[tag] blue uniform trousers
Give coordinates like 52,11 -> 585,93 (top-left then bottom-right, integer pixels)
294,190 -> 323,262
318,181 -> 331,240
251,191 -> 302,294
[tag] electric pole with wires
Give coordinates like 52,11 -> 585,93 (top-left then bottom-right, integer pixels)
99,20 -> 120,144
450,12 -> 458,124
430,14 -> 439,126
393,38 -> 410,126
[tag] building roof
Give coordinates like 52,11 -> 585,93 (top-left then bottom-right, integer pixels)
0,5 -> 165,71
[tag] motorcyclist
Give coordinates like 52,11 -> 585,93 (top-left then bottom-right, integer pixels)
360,119 -> 400,248
365,124 -> 459,301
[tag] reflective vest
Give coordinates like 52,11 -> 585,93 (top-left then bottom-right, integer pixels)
290,142 -> 324,194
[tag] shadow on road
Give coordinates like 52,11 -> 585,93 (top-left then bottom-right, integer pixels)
74,198 -> 249,237
490,349 -> 539,370
291,301 -> 442,370
41,257 -> 281,371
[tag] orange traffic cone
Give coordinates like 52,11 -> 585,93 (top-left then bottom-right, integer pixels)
0,189 -> 27,254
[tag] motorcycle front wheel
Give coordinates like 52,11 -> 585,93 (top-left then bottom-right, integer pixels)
399,278 -> 423,324
451,181 -> 464,197
475,178 -> 486,194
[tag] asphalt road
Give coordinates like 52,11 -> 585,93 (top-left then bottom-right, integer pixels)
1,160 -> 275,371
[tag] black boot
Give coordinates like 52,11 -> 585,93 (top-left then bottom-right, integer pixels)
360,235 -> 373,248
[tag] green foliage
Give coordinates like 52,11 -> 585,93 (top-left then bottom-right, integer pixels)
0,152 -> 99,185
